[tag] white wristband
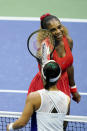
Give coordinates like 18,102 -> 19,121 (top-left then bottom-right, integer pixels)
70,85 -> 77,89
8,123 -> 14,130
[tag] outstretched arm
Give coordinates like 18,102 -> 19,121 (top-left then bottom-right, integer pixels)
67,65 -> 81,103
66,35 -> 81,103
7,94 -> 35,130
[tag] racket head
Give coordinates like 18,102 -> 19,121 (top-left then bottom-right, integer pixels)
27,29 -> 55,64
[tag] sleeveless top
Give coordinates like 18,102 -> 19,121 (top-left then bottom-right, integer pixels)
31,89 -> 69,131
38,36 -> 73,71
28,36 -> 73,97
53,36 -> 73,71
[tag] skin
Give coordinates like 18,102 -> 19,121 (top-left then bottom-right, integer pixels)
46,18 -> 81,103
7,83 -> 70,130
7,91 -> 41,131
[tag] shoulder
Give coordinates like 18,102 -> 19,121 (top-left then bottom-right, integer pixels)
65,35 -> 73,51
27,91 -> 41,102
26,91 -> 41,110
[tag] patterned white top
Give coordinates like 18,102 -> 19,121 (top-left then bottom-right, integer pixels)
36,89 -> 69,131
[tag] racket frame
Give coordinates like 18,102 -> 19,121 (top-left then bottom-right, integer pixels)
27,29 -> 55,63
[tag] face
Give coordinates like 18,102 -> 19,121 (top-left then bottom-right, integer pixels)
47,19 -> 63,41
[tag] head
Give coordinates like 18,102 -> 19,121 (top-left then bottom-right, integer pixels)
41,60 -> 61,90
40,13 -> 64,41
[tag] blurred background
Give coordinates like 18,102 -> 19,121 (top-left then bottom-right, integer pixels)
0,0 -> 87,18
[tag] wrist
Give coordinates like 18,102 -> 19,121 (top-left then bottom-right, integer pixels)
70,85 -> 77,93
8,123 -> 14,130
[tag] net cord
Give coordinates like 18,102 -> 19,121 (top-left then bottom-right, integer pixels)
0,111 -> 87,123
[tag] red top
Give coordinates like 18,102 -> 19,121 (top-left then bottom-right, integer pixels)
28,36 -> 73,97
53,36 -> 73,71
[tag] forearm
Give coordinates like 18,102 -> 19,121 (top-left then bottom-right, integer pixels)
67,65 -> 81,103
7,115 -> 29,131
12,117 -> 27,130
67,65 -> 77,93
67,65 -> 75,86
7,95 -> 34,131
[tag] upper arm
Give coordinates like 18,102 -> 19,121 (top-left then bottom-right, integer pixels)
66,35 -> 73,51
21,92 -> 41,123
13,94 -> 35,129
17,95 -> 35,126
67,96 -> 70,110
67,96 -> 70,104
12,92 -> 41,129
21,95 -> 35,123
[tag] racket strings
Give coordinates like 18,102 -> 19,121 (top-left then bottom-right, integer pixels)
27,29 -> 55,64
37,30 -> 54,64
37,30 -> 54,48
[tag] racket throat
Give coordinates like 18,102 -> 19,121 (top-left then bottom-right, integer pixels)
42,43 -> 50,64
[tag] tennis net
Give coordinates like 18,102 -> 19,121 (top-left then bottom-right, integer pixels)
0,111 -> 87,131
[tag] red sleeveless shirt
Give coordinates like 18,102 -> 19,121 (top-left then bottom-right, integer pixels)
52,36 -> 73,97
53,36 -> 73,71
28,36 -> 73,97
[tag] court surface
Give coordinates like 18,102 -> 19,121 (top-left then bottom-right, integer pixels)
0,18 -> 87,116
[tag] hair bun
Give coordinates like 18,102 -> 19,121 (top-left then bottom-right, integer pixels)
40,13 -> 51,21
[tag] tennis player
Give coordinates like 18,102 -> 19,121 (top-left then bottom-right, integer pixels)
28,13 -> 81,104
7,60 -> 70,131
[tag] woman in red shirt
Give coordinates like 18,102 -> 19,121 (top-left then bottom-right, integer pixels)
28,13 -> 80,103
28,13 -> 81,130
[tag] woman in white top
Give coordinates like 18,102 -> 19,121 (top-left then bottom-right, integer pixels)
7,60 -> 70,131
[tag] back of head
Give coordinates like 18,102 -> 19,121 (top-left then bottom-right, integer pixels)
42,60 -> 61,89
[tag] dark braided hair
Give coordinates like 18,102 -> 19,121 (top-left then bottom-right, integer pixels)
42,60 -> 61,90
40,13 -> 60,29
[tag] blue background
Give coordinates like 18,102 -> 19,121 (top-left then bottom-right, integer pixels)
0,20 -> 87,116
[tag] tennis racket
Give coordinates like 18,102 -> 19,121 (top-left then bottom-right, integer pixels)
27,29 -> 55,65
